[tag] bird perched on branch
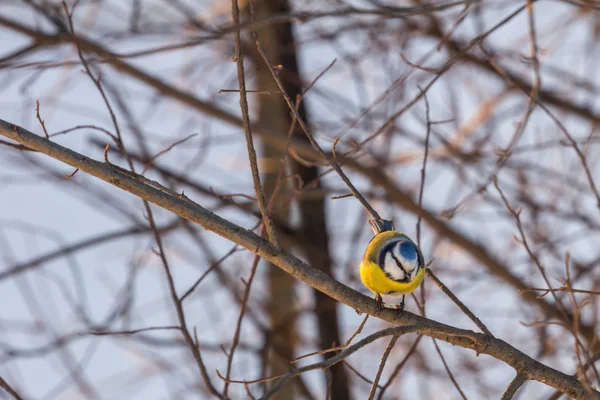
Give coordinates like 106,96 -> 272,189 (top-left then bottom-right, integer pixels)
360,219 -> 425,312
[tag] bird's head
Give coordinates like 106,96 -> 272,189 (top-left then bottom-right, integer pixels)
378,238 -> 423,282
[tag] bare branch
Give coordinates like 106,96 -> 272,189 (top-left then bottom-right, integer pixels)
0,120 -> 597,399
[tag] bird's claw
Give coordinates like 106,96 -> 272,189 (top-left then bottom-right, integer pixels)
395,295 -> 406,317
375,294 -> 384,312
395,303 -> 404,316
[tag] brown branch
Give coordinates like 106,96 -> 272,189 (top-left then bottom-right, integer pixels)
501,373 -> 527,400
81,326 -> 181,336
142,133 -> 198,173
482,48 -> 600,209
421,15 -> 600,125
179,246 -> 241,302
340,4 -> 528,155
377,335 -> 423,400
367,336 -> 398,400
0,221 -> 178,281
493,178 -> 571,320
223,253 -> 261,397
0,120 -> 598,399
425,268 -> 494,337
146,213 -> 221,398
494,180 -> 600,391
0,376 -> 24,400
416,88 -> 432,247
35,100 -> 49,139
259,326 -> 419,400
344,361 -> 379,387
523,287 -> 600,296
291,314 -> 369,363
432,338 -> 468,400
0,139 -> 35,151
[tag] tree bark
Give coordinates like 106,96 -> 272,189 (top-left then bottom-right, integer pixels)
253,1 -> 350,399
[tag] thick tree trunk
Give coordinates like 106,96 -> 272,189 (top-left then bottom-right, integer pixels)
253,1 -> 350,399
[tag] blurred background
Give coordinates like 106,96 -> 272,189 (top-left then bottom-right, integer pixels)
1,0 -> 600,399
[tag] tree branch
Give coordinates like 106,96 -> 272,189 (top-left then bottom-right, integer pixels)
0,119 -> 597,399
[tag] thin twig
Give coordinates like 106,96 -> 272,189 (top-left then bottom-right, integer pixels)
0,221 -> 178,281
341,4 -> 529,156
484,48 -> 600,209
377,335 -> 423,400
426,268 -> 494,337
218,89 -> 281,95
367,336 -> 398,400
0,139 -> 34,151
180,246 -> 241,302
522,287 -> 600,296
493,179 -> 571,320
35,100 -> 49,139
493,0 -> 541,164
0,376 -> 24,400
432,338 -> 469,400
50,124 -> 117,140
416,88 -> 432,247
344,361 -> 379,387
416,90 -> 432,318
564,256 -> 599,395
80,326 -> 180,336
301,59 -> 337,96
324,368 -> 332,400
147,217 -> 221,397
231,0 -> 280,247
65,168 -> 79,178
62,2 -> 125,157
291,314 -> 369,363
330,193 -> 354,200
223,253 -> 261,397
257,326 -> 418,400
142,133 -> 198,173
494,180 -> 599,388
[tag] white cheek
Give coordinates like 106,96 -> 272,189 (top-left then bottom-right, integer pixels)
383,253 -> 406,281
402,260 -> 416,272
392,246 -> 418,272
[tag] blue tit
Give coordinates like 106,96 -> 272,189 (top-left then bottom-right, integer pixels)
360,219 -> 425,312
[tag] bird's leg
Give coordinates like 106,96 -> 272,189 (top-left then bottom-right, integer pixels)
395,295 -> 406,316
375,294 -> 384,312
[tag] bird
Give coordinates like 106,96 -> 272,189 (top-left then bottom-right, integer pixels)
360,219 -> 425,313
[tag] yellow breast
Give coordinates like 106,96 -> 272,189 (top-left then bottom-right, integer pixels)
360,259 -> 424,296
